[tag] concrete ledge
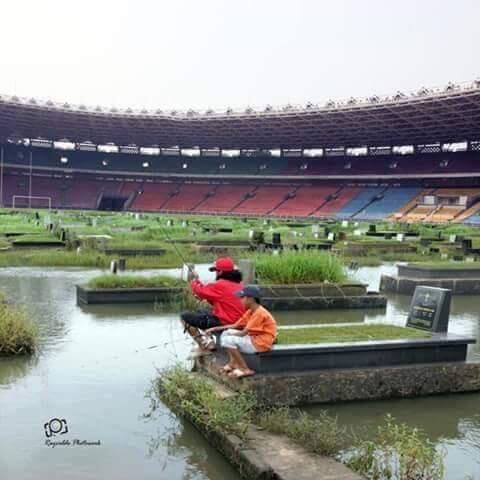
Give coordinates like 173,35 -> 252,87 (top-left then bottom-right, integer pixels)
262,293 -> 386,311
198,359 -> 480,406
398,264 -> 480,279
207,333 -> 474,373
76,285 -> 183,305
380,274 -> 480,295
100,248 -> 166,256
12,241 -> 65,248
259,283 -> 367,297
164,375 -> 361,480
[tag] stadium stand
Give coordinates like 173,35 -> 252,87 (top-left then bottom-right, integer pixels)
195,184 -> 256,213
2,80 -> 480,222
272,185 -> 338,217
161,183 -> 214,212
311,187 -> 360,218
130,182 -> 179,211
335,187 -> 385,218
232,186 -> 295,215
354,187 -> 421,220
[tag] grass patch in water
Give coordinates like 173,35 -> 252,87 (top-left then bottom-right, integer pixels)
87,274 -> 185,289
255,251 -> 346,284
0,249 -> 207,269
0,302 -> 37,356
276,324 -> 429,345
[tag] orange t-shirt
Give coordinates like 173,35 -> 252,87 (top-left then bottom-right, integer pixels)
237,305 -> 277,352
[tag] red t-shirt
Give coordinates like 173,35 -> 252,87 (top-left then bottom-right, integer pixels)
190,279 -> 245,325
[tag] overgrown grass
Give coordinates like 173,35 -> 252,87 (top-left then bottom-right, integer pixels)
0,249 -> 204,269
346,414 -> 445,480
255,251 -> 346,284
0,302 -> 37,356
152,365 -> 256,438
152,366 -> 446,479
258,407 -> 349,456
276,325 -> 429,345
0,237 -> 10,249
87,274 -> 185,289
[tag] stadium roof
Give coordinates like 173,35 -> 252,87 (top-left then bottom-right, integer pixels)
1,80 -> 480,149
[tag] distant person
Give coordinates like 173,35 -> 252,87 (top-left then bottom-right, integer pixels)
181,257 -> 245,354
206,285 -> 277,378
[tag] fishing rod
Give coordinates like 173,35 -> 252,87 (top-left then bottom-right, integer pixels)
158,220 -> 196,276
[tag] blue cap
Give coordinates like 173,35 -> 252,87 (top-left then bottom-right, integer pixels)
235,285 -> 261,299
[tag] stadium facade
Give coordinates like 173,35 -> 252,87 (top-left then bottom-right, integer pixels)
1,80 -> 480,223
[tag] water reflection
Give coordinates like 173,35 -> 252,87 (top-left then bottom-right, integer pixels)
0,265 -> 479,480
145,409 -> 239,480
318,393 -> 480,480
0,268 -> 241,480
0,355 -> 38,388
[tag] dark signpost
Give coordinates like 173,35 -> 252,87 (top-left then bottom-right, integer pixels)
407,286 -> 451,332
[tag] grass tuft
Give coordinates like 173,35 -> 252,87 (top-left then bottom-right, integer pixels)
0,301 -> 37,356
87,275 -> 185,289
152,365 -> 256,438
258,407 -> 348,456
255,251 -> 346,284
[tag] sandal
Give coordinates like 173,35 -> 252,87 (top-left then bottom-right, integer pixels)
220,364 -> 234,374
227,368 -> 256,379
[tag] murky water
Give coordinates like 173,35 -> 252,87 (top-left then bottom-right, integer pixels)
0,264 -> 479,479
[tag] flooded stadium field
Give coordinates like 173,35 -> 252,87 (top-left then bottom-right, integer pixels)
0,265 -> 479,479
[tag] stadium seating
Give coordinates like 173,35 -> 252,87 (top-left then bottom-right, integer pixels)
354,188 -> 422,220
161,183 -> 214,212
131,182 -> 179,211
310,187 -> 360,218
195,184 -> 256,213
272,186 -> 338,217
335,187 -> 385,218
464,211 -> 480,224
403,205 -> 437,222
4,143 -> 480,223
232,186 -> 295,215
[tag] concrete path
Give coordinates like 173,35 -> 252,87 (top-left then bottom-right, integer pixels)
247,427 -> 362,480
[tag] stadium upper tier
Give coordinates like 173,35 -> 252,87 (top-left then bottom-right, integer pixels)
1,80 -> 480,148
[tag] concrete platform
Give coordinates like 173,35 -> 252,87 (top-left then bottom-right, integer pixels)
262,293 -> 386,310
209,333 -> 474,373
197,357 -> 480,406
380,263 -> 480,295
168,374 -> 362,480
380,274 -> 480,295
76,285 -> 183,305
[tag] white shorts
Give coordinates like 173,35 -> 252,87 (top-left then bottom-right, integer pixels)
220,329 -> 258,354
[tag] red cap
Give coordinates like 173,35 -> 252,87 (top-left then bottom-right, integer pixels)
209,257 -> 235,272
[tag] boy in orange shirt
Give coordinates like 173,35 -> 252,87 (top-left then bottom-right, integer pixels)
205,285 -> 277,378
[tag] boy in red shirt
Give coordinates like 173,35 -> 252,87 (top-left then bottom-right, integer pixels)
181,257 -> 245,352
206,285 -> 277,378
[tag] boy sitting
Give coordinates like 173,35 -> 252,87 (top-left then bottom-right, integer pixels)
205,285 -> 277,378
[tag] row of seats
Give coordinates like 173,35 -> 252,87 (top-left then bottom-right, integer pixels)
5,145 -> 480,178
3,171 -> 480,222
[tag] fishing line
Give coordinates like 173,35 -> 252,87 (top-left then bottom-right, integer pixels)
158,221 -> 196,275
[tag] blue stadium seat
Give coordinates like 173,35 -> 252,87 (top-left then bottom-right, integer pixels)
336,187 -> 385,218
354,187 -> 421,220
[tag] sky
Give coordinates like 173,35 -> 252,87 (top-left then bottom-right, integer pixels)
0,0 -> 478,111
